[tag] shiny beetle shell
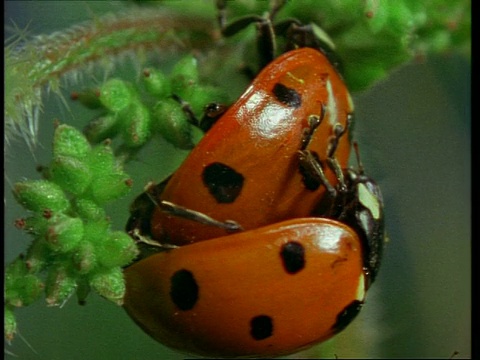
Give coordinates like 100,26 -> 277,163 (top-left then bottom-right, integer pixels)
123,217 -> 366,358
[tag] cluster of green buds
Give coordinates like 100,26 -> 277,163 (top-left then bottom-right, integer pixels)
78,55 -> 229,152
5,54 -> 230,342
5,124 -> 137,341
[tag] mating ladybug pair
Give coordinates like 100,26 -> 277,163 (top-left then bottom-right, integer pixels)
123,2 -> 385,358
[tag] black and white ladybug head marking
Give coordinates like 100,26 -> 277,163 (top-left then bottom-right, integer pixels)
340,168 -> 385,285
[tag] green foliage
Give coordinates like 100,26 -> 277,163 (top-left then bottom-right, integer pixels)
4,1 -> 470,148
4,0 -> 470,345
4,306 -> 17,341
6,125 -> 138,340
79,54 -> 228,151
153,98 -> 193,149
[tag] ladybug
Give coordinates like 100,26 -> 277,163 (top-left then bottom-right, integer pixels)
126,0 -> 353,246
123,217 -> 367,358
123,154 -> 385,357
128,46 -> 354,246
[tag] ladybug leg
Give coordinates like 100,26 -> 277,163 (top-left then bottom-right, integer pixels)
252,0 -> 289,66
171,93 -> 198,124
300,112 -> 324,151
325,123 -> 349,192
298,110 -> 335,196
171,94 -> 227,133
352,141 -> 365,175
298,149 -> 337,197
127,226 -> 180,264
216,0 -> 288,68
327,113 -> 353,159
129,228 -> 179,249
135,177 -> 243,232
325,113 -> 354,191
126,176 -> 243,236
216,0 -> 262,36
158,200 -> 244,233
298,113 -> 353,214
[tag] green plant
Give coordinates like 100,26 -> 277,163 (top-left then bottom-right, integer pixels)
4,0 -> 470,350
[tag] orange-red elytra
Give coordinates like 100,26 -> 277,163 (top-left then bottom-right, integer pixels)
133,47 -> 353,245
123,217 -> 366,358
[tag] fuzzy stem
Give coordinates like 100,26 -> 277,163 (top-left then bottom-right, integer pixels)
5,7 -> 216,150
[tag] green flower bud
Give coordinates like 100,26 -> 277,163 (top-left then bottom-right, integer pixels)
72,241 -> 97,275
5,258 -> 44,307
53,124 -> 91,159
4,306 -> 17,341
25,237 -> 50,272
82,219 -> 110,245
83,113 -> 120,144
89,173 -> 132,205
45,215 -> 84,253
153,98 -> 194,149
50,155 -> 93,196
99,78 -> 135,112
13,180 -> 69,213
45,266 -> 77,306
143,68 -> 171,98
170,55 -> 199,100
71,88 -> 103,109
96,231 -> 139,268
119,102 -> 152,148
87,143 -> 117,178
22,215 -> 49,237
90,268 -> 125,305
73,198 -> 107,222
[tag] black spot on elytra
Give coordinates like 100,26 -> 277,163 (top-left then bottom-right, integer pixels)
332,300 -> 363,333
250,315 -> 273,340
280,242 -> 305,274
202,162 -> 244,203
170,269 -> 198,311
272,83 -> 302,108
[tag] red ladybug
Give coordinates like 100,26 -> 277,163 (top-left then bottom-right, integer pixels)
128,47 -> 353,245
124,217 -> 366,358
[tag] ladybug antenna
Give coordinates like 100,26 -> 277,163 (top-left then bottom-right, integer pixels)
353,142 -> 365,175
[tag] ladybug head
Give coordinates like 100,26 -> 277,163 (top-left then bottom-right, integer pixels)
342,167 -> 385,285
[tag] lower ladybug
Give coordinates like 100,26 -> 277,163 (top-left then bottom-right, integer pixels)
123,217 -> 367,358
123,154 -> 385,358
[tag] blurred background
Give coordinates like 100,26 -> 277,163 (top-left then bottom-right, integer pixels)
5,1 -> 471,359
